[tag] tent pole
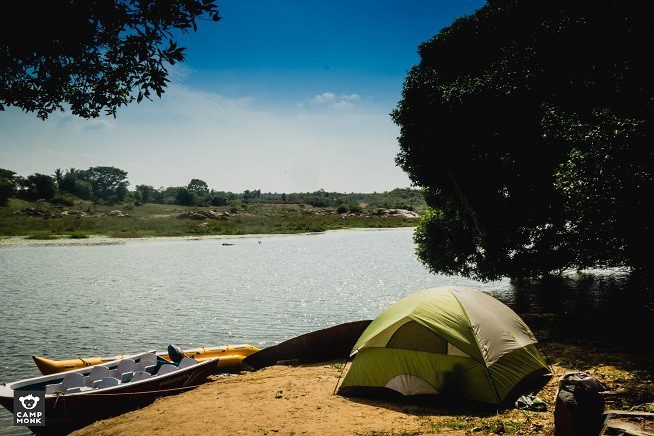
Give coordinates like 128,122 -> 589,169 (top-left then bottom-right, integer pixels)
332,358 -> 349,395
484,365 -> 502,404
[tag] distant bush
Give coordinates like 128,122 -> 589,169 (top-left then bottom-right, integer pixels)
211,194 -> 229,206
68,231 -> 89,239
394,203 -> 414,211
230,206 -> 239,214
175,187 -> 196,206
348,204 -> 363,214
50,195 -> 74,207
26,231 -> 58,240
336,203 -> 363,214
306,196 -> 331,208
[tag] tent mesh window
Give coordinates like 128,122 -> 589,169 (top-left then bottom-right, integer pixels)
386,321 -> 448,354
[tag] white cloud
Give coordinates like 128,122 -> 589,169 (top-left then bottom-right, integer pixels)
341,93 -> 360,102
305,92 -> 361,111
329,100 -> 354,110
0,83 -> 410,192
83,119 -> 114,131
311,92 -> 336,104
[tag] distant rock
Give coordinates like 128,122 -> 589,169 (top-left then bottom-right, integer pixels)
14,207 -> 47,217
384,209 -> 420,219
106,210 -> 130,217
66,210 -> 88,217
177,210 -> 223,220
14,207 -> 95,218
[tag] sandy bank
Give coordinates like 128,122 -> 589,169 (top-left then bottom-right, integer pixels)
73,362 -> 556,436
0,227 -> 414,247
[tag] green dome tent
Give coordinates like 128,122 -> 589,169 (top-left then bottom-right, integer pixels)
338,287 -> 549,404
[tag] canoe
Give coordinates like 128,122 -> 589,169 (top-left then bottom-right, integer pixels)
33,344 -> 259,375
244,321 -> 372,369
0,352 -> 220,432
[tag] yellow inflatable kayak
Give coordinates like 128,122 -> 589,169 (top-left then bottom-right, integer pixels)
33,344 -> 259,375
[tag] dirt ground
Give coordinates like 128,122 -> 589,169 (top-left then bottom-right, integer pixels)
71,338 -> 654,436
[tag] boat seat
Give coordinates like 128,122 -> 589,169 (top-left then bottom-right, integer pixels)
83,365 -> 110,387
156,364 -> 177,376
65,387 -> 81,394
62,372 -> 84,388
110,359 -> 136,382
178,357 -> 198,370
46,372 -> 84,395
136,353 -> 158,373
96,377 -> 120,389
131,371 -> 152,382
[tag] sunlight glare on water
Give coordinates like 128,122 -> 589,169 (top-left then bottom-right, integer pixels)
0,228 -> 511,432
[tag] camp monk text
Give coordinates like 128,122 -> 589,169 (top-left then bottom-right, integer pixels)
15,411 -> 43,425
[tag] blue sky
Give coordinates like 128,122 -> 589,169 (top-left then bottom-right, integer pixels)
0,0 -> 484,192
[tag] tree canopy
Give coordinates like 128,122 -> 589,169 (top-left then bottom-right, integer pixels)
0,169 -> 17,206
0,0 -> 220,119
393,0 -> 653,280
188,178 -> 209,196
22,174 -> 57,200
58,166 -> 129,203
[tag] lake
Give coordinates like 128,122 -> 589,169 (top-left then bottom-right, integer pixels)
0,227 -> 647,433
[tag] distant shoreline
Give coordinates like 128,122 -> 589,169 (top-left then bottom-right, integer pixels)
0,226 -> 416,247
1,199 -> 422,243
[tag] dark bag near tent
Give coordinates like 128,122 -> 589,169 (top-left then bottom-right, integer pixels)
554,372 -> 607,436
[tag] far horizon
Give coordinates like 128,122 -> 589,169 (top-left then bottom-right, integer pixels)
0,0 -> 484,193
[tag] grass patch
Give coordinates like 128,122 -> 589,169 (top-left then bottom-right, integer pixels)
1,201 -> 419,239
429,417 -> 527,433
25,231 -> 59,240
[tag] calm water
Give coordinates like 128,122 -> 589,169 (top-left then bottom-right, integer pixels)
0,228 -> 649,433
0,228 -> 510,432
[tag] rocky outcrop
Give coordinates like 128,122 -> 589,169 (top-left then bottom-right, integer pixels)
384,209 -> 420,219
14,207 -> 48,217
105,210 -> 130,217
177,210 -> 229,220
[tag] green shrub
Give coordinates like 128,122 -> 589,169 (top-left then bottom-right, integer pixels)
348,204 -> 363,214
26,231 -> 58,240
50,196 -> 74,207
336,204 -> 348,214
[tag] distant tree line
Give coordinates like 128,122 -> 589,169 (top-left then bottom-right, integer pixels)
1,167 -> 129,206
0,166 -> 426,211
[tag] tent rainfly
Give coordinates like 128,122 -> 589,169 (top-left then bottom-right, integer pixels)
338,286 -> 549,404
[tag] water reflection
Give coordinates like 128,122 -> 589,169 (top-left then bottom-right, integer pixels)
504,270 -> 653,346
